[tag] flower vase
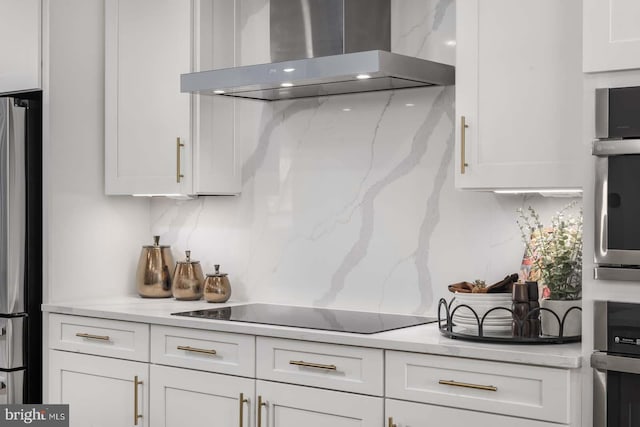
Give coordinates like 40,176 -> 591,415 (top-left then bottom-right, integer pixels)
540,299 -> 582,337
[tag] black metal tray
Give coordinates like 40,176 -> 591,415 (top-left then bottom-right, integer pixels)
437,297 -> 581,344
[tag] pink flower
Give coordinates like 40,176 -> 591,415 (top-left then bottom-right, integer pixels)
542,286 -> 551,299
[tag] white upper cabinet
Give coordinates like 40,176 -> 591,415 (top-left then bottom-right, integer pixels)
584,0 -> 640,72
0,0 -> 41,93
105,0 -> 240,196
455,0 -> 583,191
105,0 -> 192,195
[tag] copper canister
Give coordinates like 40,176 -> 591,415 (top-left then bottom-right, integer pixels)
172,250 -> 204,300
203,264 -> 232,303
135,236 -> 174,298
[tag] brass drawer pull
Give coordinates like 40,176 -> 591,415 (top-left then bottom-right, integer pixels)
257,395 -> 267,427
75,332 -> 110,341
439,379 -> 497,392
289,360 -> 337,371
176,137 -> 185,183
460,115 -> 469,174
388,416 -> 397,427
177,345 -> 217,355
133,375 -> 143,425
238,392 -> 248,427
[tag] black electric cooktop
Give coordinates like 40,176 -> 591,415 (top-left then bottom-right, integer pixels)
172,303 -> 437,334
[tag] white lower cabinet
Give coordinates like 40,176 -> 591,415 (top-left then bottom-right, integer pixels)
150,364 -> 255,427
49,350 -> 149,427
256,380 -> 383,427
46,314 -> 580,427
385,398 -> 559,427
385,350 -> 578,427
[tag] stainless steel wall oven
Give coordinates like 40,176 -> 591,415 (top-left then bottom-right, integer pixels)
593,86 -> 640,281
592,301 -> 640,427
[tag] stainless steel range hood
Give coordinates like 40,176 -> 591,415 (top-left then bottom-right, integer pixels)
181,0 -> 454,101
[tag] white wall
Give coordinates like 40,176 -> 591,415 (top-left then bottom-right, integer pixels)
43,0 -> 150,303
150,0 -> 581,316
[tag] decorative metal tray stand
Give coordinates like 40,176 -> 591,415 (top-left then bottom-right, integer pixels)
437,297 -> 581,344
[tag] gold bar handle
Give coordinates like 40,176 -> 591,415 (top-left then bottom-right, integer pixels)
460,115 -> 469,174
257,395 -> 267,427
388,416 -> 397,427
238,393 -> 248,427
133,375 -> 143,426
439,379 -> 497,392
176,137 -> 185,183
75,332 -> 110,341
177,345 -> 217,355
289,360 -> 337,371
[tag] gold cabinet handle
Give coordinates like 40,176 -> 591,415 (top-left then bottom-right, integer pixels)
177,345 -> 217,355
460,115 -> 469,174
133,375 -> 143,425
388,416 -> 397,427
257,395 -> 267,427
438,379 -> 497,392
176,137 -> 185,183
289,360 -> 337,371
238,393 -> 248,427
75,332 -> 110,341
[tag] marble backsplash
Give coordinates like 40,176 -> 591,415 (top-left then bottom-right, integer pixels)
150,0 -> 581,316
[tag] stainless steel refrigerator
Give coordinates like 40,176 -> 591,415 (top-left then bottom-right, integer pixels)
0,92 -> 42,403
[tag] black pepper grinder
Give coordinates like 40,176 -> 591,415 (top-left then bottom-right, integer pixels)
512,282 -> 530,337
527,281 -> 541,337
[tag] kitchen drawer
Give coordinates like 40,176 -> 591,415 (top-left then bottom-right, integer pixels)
256,337 -> 383,396
150,325 -> 255,377
48,313 -> 149,362
385,351 -> 571,424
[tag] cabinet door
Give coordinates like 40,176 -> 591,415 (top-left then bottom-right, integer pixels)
105,0 -> 193,195
0,0 -> 41,93
49,350 -> 149,427
256,380 -> 383,427
150,365 -> 255,427
584,0 -> 640,72
455,0 -> 582,190
386,399 -> 560,427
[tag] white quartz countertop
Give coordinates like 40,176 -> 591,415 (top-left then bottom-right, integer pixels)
43,296 -> 582,369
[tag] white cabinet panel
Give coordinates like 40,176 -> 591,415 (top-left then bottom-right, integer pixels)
0,0 -> 41,93
386,398 -> 562,427
150,364 -> 254,427
455,0 -> 583,190
49,314 -> 150,362
256,380 -> 383,427
49,350 -> 149,427
386,351 -> 571,424
193,0 -> 240,195
150,324 -> 255,376
584,0 -> 640,72
256,337 -> 383,395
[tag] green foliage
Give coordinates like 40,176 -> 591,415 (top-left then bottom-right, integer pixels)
517,202 -> 583,300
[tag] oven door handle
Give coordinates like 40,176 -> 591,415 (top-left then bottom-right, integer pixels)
591,351 -> 640,374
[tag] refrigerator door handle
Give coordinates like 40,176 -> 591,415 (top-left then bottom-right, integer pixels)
0,369 -> 24,404
0,316 -> 25,370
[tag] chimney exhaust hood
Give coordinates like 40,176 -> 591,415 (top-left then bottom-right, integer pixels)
181,0 -> 455,101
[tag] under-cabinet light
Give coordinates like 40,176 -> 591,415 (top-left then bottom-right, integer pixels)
493,189 -> 583,195
356,74 -> 371,80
